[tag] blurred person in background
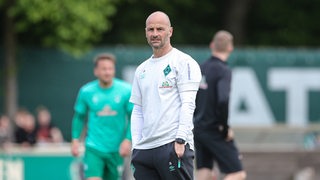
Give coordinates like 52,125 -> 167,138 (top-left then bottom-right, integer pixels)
193,30 -> 246,180
14,109 -> 37,147
0,114 -> 11,148
35,105 -> 64,144
130,11 -> 201,180
14,108 -> 28,130
71,53 -> 133,180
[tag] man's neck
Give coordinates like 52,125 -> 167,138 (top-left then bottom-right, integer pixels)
153,45 -> 173,58
212,52 -> 229,62
99,80 -> 113,88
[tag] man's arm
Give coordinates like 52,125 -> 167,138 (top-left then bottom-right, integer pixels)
130,104 -> 143,149
176,59 -> 201,140
217,69 -> 232,139
175,90 -> 198,158
176,90 -> 198,140
125,101 -> 134,141
71,112 -> 86,157
119,100 -> 134,157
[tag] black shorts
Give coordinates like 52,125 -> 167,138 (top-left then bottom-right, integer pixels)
194,129 -> 243,174
131,141 -> 194,180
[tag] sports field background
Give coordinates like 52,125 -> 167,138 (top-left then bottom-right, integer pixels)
0,46 -> 320,179
1,46 -> 318,140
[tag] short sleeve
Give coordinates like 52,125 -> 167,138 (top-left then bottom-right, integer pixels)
177,58 -> 202,92
130,68 -> 142,106
74,88 -> 87,115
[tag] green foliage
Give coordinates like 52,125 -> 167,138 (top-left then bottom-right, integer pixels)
102,0 -> 219,45
103,0 -> 320,47
3,0 -> 320,48
9,0 -> 119,55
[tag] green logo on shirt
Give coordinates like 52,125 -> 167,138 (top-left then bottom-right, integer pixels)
159,81 -> 173,88
163,65 -> 171,76
168,162 -> 175,172
139,69 -> 146,79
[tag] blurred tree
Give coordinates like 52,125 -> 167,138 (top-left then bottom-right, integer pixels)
100,0 -> 254,45
223,0 -> 255,45
100,0 -> 320,47
246,0 -> 320,46
101,0 -> 222,45
0,0 -> 119,121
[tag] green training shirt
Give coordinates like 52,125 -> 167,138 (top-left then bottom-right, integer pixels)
72,78 -> 133,153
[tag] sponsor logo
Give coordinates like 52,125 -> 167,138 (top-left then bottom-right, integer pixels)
159,81 -> 173,89
168,161 -> 175,172
97,106 -> 117,116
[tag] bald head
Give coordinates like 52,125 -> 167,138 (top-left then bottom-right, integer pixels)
146,11 -> 171,28
145,11 -> 173,53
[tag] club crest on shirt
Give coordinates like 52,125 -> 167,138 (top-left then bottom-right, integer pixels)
163,65 -> 171,76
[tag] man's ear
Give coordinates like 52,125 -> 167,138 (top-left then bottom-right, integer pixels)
169,27 -> 173,37
228,44 -> 234,52
93,68 -> 98,77
209,41 -> 214,50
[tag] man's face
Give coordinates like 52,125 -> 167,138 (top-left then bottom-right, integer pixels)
145,23 -> 172,49
94,59 -> 115,85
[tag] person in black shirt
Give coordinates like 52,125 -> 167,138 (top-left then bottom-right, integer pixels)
14,109 -> 37,147
194,30 -> 246,180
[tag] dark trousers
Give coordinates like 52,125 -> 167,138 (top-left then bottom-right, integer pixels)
131,141 -> 194,180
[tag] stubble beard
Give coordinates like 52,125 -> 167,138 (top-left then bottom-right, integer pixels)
99,77 -> 113,88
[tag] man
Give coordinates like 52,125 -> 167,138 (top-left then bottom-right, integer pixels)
71,53 -> 133,180
130,11 -> 201,179
14,109 -> 37,147
193,30 -> 247,180
35,105 -> 64,143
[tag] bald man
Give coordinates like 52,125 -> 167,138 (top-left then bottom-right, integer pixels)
194,30 -> 246,180
130,11 -> 201,179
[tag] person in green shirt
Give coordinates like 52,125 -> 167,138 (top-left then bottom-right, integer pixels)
71,53 -> 133,180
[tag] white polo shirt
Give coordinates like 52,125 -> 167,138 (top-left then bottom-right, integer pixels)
130,48 -> 201,150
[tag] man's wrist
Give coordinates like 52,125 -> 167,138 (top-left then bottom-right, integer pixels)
72,139 -> 79,143
175,138 -> 185,144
